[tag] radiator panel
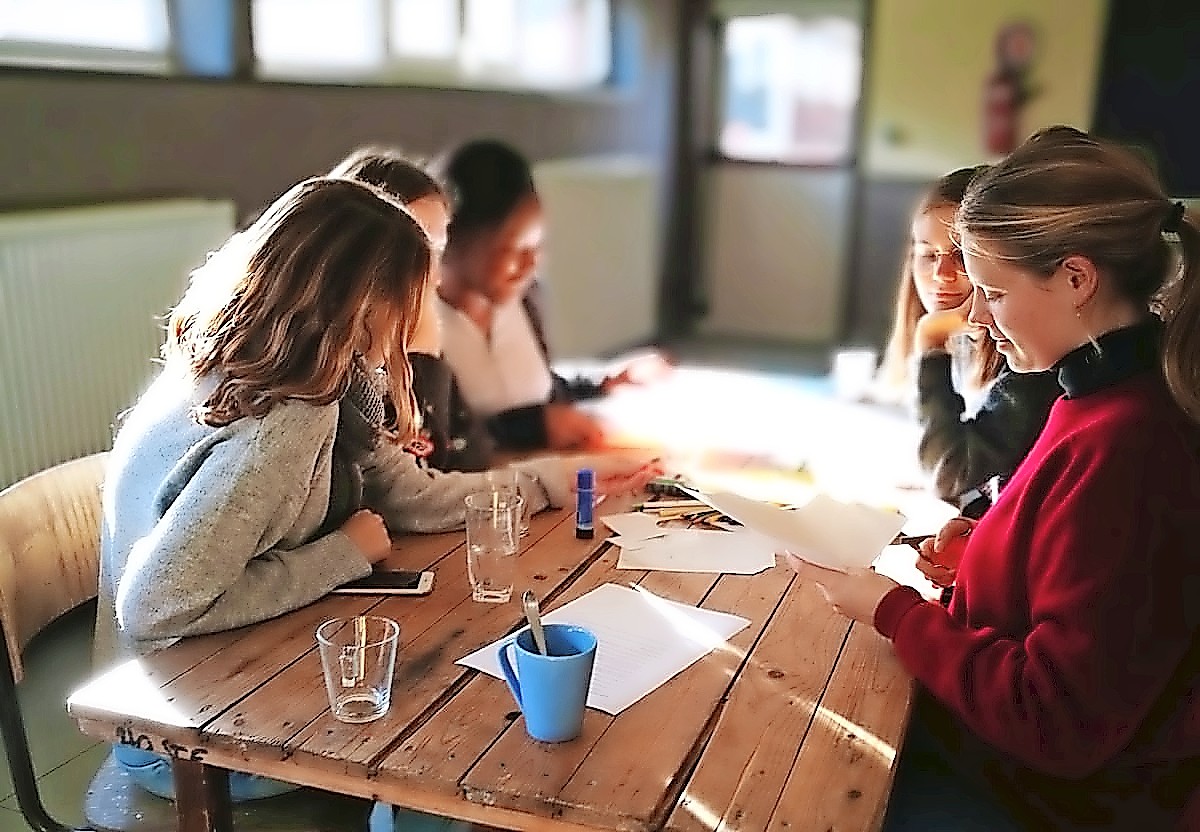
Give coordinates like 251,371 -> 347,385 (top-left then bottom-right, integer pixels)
0,200 -> 235,487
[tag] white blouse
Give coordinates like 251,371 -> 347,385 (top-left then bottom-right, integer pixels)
437,297 -> 554,417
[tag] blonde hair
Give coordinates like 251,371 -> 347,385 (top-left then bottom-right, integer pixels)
957,125 -> 1200,423
878,165 -> 1003,396
166,176 -> 432,440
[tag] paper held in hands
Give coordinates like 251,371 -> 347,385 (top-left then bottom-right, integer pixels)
682,487 -> 906,572
457,583 -> 749,714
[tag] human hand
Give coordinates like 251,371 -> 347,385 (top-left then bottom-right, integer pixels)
340,509 -> 392,563
785,555 -> 900,625
586,453 -> 664,496
915,516 -> 974,587
544,403 -> 606,450
914,299 -> 973,353
601,350 -> 674,392
539,453 -> 662,508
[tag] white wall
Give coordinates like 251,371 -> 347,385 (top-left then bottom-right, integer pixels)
533,156 -> 661,358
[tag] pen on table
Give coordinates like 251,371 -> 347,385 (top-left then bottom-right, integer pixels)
649,506 -> 710,520
634,499 -> 709,512
892,533 -> 934,551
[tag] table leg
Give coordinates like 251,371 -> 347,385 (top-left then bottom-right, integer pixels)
171,758 -> 233,832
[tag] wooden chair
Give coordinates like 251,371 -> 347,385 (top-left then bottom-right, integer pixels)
0,454 -> 372,832
0,452 -> 107,832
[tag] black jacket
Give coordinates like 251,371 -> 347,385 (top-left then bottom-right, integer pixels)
916,351 -> 1061,517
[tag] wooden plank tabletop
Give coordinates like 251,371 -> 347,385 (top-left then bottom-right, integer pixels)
69,495 -> 914,832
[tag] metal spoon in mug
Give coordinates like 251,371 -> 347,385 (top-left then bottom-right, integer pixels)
521,590 -> 549,656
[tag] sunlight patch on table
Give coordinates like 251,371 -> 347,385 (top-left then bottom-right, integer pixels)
68,658 -> 198,727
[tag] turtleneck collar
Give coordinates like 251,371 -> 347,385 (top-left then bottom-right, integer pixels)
1055,318 -> 1161,398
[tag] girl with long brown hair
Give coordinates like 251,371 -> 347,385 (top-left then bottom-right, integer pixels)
879,165 -> 1060,516
99,176 -> 654,805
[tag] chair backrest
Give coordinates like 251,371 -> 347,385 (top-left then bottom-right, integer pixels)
0,452 -> 107,683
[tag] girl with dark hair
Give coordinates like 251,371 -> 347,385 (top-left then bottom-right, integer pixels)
792,126 -> 1200,830
879,164 -> 1060,517
434,138 -> 668,451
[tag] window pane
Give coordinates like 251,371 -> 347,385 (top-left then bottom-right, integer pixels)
390,0 -> 458,59
461,0 -> 519,72
517,0 -> 610,87
249,0 -> 609,89
253,0 -> 385,73
0,0 -> 168,52
720,14 -> 862,164
463,0 -> 609,88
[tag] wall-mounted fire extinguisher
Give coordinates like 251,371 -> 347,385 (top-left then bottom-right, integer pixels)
983,21 -> 1038,155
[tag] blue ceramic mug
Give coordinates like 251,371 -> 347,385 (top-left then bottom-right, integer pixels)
498,623 -> 597,743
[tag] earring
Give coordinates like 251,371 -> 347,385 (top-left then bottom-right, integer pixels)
1076,307 -> 1101,355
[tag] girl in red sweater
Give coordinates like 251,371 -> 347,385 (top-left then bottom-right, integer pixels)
794,126 -> 1200,830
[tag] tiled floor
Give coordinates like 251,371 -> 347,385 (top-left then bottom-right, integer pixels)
0,340 -> 841,832
1,603 -> 107,830
1,603 -> 380,832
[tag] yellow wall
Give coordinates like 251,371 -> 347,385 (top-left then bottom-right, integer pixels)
862,0 -> 1108,178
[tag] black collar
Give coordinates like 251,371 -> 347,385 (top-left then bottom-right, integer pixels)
1055,319 -> 1161,398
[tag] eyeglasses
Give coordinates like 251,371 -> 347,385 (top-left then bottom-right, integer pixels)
913,248 -> 967,275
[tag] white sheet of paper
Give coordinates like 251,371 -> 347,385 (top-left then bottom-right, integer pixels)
684,488 -> 905,572
456,583 -> 750,714
613,529 -> 775,574
872,544 -> 942,601
600,511 -> 668,542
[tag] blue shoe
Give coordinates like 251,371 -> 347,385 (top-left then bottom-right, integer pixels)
111,745 -> 298,802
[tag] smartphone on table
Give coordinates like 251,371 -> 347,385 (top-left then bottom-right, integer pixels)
332,569 -> 435,596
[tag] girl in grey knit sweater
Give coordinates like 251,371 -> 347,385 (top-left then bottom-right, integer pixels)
100,176 -> 653,807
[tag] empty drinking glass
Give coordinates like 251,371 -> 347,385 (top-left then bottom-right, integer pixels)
316,616 -> 399,723
465,491 -> 523,603
831,348 -> 879,401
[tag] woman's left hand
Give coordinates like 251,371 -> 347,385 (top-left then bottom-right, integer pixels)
784,554 -> 899,625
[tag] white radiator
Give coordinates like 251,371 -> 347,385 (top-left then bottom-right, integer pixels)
0,200 -> 235,488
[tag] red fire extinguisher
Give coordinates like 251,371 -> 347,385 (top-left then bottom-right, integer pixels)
983,22 -> 1037,155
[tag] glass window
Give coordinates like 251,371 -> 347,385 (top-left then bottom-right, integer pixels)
0,0 -> 169,71
719,13 -> 862,165
253,0 -> 386,77
251,0 -> 611,90
462,0 -> 610,88
391,0 -> 458,60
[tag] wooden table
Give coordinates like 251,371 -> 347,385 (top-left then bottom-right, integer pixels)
68,494 -> 914,832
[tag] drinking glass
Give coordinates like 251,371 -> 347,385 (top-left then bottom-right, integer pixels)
831,348 -> 879,401
485,466 -> 529,537
316,616 -> 399,723
465,491 -> 523,603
